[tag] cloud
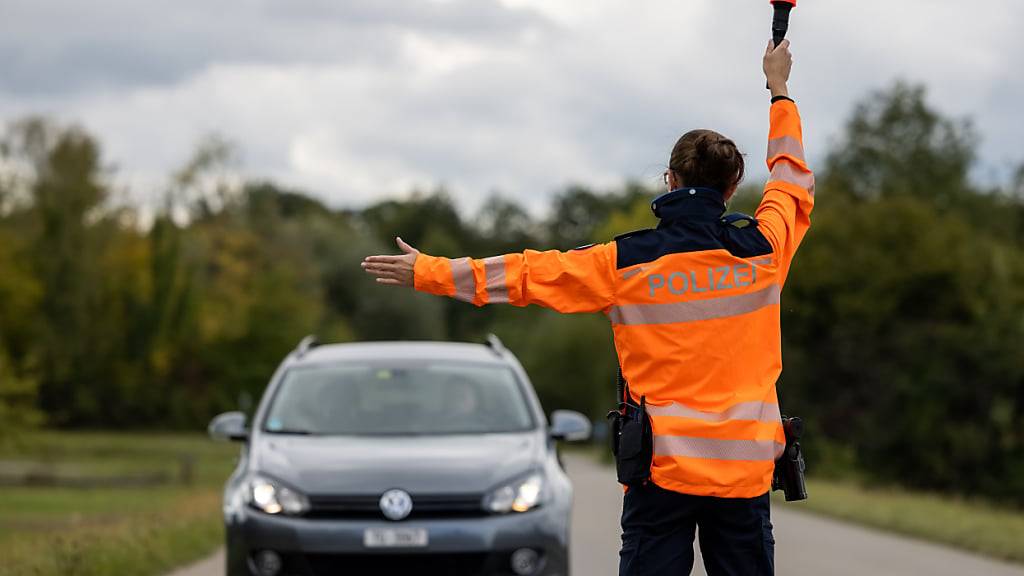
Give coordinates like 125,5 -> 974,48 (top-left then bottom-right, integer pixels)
1,0 -> 1021,214
0,0 -> 550,95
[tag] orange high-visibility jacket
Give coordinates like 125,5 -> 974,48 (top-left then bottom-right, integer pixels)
414,99 -> 814,498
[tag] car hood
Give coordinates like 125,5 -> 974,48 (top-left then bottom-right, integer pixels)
251,432 -> 544,495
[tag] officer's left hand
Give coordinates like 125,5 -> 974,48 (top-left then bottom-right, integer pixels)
361,237 -> 420,287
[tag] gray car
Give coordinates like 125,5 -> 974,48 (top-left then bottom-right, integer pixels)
208,335 -> 592,576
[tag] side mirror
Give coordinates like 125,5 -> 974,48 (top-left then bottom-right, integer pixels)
549,410 -> 592,442
208,411 -> 248,442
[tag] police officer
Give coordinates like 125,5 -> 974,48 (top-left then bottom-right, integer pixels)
363,40 -> 811,576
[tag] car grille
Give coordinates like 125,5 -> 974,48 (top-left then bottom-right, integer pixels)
278,552 -> 519,576
305,493 -> 488,520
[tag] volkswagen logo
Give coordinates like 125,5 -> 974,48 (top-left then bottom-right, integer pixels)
379,489 -> 413,521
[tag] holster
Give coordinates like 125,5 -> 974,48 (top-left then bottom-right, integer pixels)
772,415 -> 808,501
607,367 -> 652,487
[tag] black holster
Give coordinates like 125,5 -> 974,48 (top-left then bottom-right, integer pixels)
772,416 -> 808,501
607,367 -> 652,487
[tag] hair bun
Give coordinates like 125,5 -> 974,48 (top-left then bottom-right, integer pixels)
695,133 -> 737,165
669,129 -> 745,193
694,133 -> 713,156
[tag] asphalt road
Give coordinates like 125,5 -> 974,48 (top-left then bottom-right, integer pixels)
170,452 -> 1024,576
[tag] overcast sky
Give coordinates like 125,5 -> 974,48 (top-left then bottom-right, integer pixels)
2,0 -> 1021,213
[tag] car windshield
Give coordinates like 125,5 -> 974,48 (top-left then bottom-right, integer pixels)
262,362 -> 535,435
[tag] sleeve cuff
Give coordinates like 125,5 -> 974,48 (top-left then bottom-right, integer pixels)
771,95 -> 795,104
413,254 -> 454,296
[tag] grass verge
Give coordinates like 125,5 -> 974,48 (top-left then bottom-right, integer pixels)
0,431 -> 236,576
780,478 -> 1024,564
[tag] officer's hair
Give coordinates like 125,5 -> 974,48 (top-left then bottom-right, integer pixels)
669,129 -> 745,195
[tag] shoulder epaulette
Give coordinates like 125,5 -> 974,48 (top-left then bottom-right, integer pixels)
719,213 -> 758,229
614,228 -> 655,241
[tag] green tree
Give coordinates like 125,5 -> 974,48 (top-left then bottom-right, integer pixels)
545,183 -> 648,249
781,83 -> 1024,498
9,118 -> 112,424
474,194 -> 543,254
495,308 -> 617,420
0,224 -> 43,437
823,81 -> 976,205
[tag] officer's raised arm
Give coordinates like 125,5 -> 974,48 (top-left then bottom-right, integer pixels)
755,39 -> 815,261
362,238 -> 617,314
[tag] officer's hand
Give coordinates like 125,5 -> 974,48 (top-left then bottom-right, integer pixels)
763,39 -> 792,97
361,237 -> 419,287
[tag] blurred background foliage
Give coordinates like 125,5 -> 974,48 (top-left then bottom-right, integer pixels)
0,82 -> 1022,503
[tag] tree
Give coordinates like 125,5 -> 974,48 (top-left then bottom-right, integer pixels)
780,83 -> 1024,498
823,81 -> 976,205
474,194 -> 543,254
7,119 -> 113,424
545,184 -> 648,249
0,223 -> 43,438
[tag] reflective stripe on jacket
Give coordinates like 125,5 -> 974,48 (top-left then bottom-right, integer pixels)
413,99 -> 814,498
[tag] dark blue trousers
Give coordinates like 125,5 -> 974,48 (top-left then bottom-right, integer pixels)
619,482 -> 774,576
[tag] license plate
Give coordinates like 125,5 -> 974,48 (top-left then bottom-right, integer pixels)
363,527 -> 429,548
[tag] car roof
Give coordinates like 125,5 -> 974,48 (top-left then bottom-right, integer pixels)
293,341 -> 509,366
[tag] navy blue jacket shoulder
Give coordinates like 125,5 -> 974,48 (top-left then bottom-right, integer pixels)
614,187 -> 772,270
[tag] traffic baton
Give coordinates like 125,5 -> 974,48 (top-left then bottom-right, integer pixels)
767,0 -> 796,89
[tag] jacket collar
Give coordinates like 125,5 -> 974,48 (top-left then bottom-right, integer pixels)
651,187 -> 726,225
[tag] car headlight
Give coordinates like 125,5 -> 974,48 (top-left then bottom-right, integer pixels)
247,475 -> 310,516
485,472 -> 545,514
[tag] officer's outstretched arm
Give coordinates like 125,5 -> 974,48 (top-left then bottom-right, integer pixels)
363,238 -> 617,314
756,40 -> 814,261
414,243 -> 617,313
